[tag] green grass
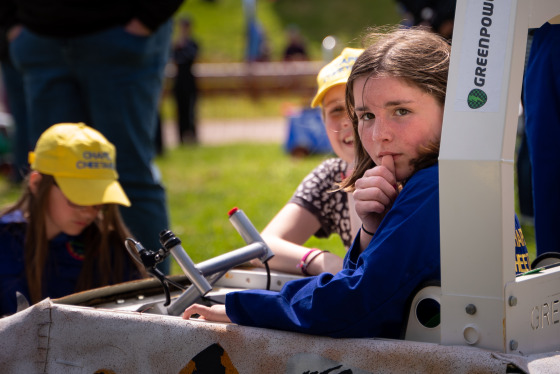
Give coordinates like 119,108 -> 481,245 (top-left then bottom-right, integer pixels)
174,0 -> 402,62
154,143 -> 346,271
0,181 -> 19,206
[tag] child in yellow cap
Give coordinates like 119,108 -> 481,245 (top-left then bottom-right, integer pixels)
256,48 -> 364,276
0,123 -> 146,316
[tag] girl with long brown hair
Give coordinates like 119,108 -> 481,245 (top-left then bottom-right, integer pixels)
0,123 -> 146,316
181,27 -> 529,339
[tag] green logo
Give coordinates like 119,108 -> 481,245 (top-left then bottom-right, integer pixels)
467,89 -> 487,109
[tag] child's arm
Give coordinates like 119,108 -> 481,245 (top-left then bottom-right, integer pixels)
258,204 -> 343,275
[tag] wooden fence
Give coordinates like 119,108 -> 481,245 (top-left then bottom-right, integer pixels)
187,61 -> 324,97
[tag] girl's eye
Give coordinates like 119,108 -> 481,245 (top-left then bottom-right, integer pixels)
395,108 -> 409,116
328,106 -> 345,116
361,112 -> 374,121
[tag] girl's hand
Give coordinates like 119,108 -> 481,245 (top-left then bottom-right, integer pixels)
182,304 -> 231,323
353,155 -> 398,236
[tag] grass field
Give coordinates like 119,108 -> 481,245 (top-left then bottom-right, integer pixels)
173,0 -> 402,62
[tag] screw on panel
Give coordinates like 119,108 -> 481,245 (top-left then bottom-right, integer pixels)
509,296 -> 517,306
510,340 -> 518,351
465,304 -> 477,315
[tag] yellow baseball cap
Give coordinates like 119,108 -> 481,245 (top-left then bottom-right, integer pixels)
311,47 -> 364,108
28,122 -> 130,207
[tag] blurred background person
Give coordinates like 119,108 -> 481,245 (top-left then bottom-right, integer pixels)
283,25 -> 309,62
243,0 -> 270,63
172,16 -> 199,144
0,18 -> 29,184
396,0 -> 456,39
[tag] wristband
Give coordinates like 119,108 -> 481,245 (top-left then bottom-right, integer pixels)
305,250 -> 330,274
297,248 -> 320,275
361,223 -> 375,236
298,249 -> 330,276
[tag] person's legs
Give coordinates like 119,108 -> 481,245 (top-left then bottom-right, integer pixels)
516,128 -> 534,222
173,80 -> 188,143
9,29 -> 87,144
186,80 -> 198,140
70,23 -> 172,272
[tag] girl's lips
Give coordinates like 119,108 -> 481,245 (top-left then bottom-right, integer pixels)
376,153 -> 401,165
378,151 -> 396,157
342,134 -> 354,145
379,151 -> 403,157
74,221 -> 89,228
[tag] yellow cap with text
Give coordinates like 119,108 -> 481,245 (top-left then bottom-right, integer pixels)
311,47 -> 364,108
28,122 -> 130,207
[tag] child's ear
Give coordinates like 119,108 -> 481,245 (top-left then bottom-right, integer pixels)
28,171 -> 43,195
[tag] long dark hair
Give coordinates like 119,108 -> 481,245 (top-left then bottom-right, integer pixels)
340,26 -> 450,191
1,173 -> 146,304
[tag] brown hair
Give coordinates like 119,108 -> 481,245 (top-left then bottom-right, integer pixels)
340,26 -> 451,191
1,174 -> 146,304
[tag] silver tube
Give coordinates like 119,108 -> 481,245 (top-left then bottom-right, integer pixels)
197,242 -> 269,275
169,244 -> 212,296
167,272 -> 225,316
228,207 -> 274,262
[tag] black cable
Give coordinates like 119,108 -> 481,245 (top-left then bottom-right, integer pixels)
165,278 -> 187,291
264,261 -> 271,290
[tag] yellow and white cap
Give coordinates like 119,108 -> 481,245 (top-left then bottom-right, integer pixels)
311,47 -> 364,108
28,122 -> 130,207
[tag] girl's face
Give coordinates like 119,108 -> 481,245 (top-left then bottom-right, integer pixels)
353,76 -> 444,181
45,184 -> 101,239
322,84 -> 355,166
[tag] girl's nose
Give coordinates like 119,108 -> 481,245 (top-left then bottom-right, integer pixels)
371,117 -> 392,142
79,205 -> 102,218
341,114 -> 352,128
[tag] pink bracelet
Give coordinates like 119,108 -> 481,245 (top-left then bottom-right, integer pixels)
298,248 -> 330,276
297,249 -> 319,273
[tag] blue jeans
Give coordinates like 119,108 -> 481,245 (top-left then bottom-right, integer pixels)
10,22 -> 172,272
